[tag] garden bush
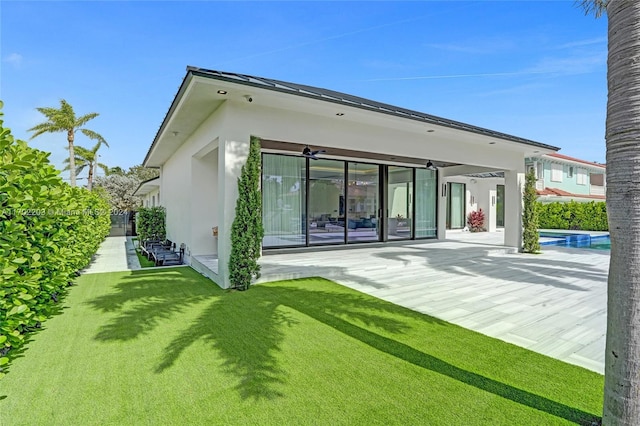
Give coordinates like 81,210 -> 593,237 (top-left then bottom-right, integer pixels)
0,102 -> 110,377
467,209 -> 486,232
135,206 -> 166,243
537,201 -> 608,231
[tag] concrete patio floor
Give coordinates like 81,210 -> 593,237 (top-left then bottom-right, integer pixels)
258,230 -> 609,374
82,236 -> 141,274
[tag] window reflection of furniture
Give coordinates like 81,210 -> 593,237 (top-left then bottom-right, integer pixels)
309,214 -> 338,233
388,218 -> 411,235
336,217 -> 377,230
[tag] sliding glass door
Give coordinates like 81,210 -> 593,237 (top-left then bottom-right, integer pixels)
447,182 -> 466,229
347,162 -> 380,243
415,169 -> 437,237
387,166 -> 413,240
262,154 -> 306,247
496,184 -> 505,227
262,153 -> 438,248
308,159 -> 345,245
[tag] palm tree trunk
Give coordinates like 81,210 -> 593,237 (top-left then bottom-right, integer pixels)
87,161 -> 94,191
67,129 -> 76,187
604,1 -> 640,424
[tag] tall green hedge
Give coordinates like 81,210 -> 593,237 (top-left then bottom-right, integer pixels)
537,201 -> 608,231
135,206 -> 166,242
0,103 -> 110,377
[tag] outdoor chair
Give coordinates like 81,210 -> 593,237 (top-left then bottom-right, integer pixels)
152,243 -> 184,266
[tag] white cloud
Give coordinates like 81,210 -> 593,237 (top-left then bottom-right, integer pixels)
4,53 -> 24,68
555,37 -> 607,50
526,52 -> 606,76
426,38 -> 516,55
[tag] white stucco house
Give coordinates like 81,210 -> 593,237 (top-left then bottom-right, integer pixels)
142,67 -> 559,288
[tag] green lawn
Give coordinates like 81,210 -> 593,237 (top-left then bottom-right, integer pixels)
131,238 -> 155,268
0,268 -> 603,425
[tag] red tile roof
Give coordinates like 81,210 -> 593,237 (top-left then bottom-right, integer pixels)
547,153 -> 606,169
536,187 -> 606,200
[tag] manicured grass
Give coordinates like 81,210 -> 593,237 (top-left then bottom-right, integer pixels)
0,268 -> 603,425
131,238 -> 155,268
134,248 -> 155,268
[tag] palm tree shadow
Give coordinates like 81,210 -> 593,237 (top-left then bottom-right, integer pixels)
88,271 -> 599,424
153,278 -> 420,400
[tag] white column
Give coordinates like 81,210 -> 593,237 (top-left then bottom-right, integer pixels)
504,167 -> 525,249
437,174 -> 447,240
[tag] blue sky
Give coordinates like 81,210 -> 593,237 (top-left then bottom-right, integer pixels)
1,1 -> 607,182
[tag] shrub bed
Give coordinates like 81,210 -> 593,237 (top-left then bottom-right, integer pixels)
0,104 -> 110,377
537,201 -> 608,231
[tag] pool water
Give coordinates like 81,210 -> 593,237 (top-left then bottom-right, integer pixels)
539,232 -> 611,250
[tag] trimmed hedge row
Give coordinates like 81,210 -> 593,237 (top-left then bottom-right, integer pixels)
537,201 -> 608,231
0,105 -> 110,377
135,206 -> 166,243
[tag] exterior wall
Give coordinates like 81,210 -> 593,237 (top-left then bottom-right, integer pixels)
161,105 -> 227,265
140,188 -> 160,208
190,147 -> 219,256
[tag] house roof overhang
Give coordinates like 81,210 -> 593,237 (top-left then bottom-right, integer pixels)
133,176 -> 160,197
144,67 -> 561,168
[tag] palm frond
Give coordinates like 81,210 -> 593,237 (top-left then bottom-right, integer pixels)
97,163 -> 110,175
28,122 -> 65,139
80,128 -> 108,148
575,0 -> 607,17
76,113 -> 100,128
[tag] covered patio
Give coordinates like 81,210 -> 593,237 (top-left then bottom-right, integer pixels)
256,230 -> 608,373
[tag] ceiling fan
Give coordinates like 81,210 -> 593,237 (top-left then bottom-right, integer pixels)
302,145 -> 326,160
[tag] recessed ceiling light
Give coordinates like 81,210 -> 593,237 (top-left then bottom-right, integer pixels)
217,90 -> 227,95
336,113 -> 345,116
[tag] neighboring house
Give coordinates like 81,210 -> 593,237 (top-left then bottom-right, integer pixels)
142,67 -> 559,288
133,176 -> 161,207
525,153 -> 606,203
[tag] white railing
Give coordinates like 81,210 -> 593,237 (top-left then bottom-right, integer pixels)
590,185 -> 605,196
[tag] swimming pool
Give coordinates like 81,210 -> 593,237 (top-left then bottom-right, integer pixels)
539,232 -> 611,250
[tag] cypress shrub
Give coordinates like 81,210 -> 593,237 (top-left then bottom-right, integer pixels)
0,102 -> 110,377
229,136 -> 264,290
522,169 -> 541,253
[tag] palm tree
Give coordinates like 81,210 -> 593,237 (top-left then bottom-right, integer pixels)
63,142 -> 109,191
28,99 -> 107,187
580,1 -> 640,424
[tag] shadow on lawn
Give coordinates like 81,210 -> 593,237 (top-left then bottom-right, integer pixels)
88,269 -> 599,424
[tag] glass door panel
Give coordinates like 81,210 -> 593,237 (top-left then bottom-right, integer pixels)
347,162 -> 380,243
262,154 -> 306,247
387,166 -> 413,240
415,169 -> 437,238
447,182 -> 466,229
496,184 -> 505,227
308,159 -> 345,245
